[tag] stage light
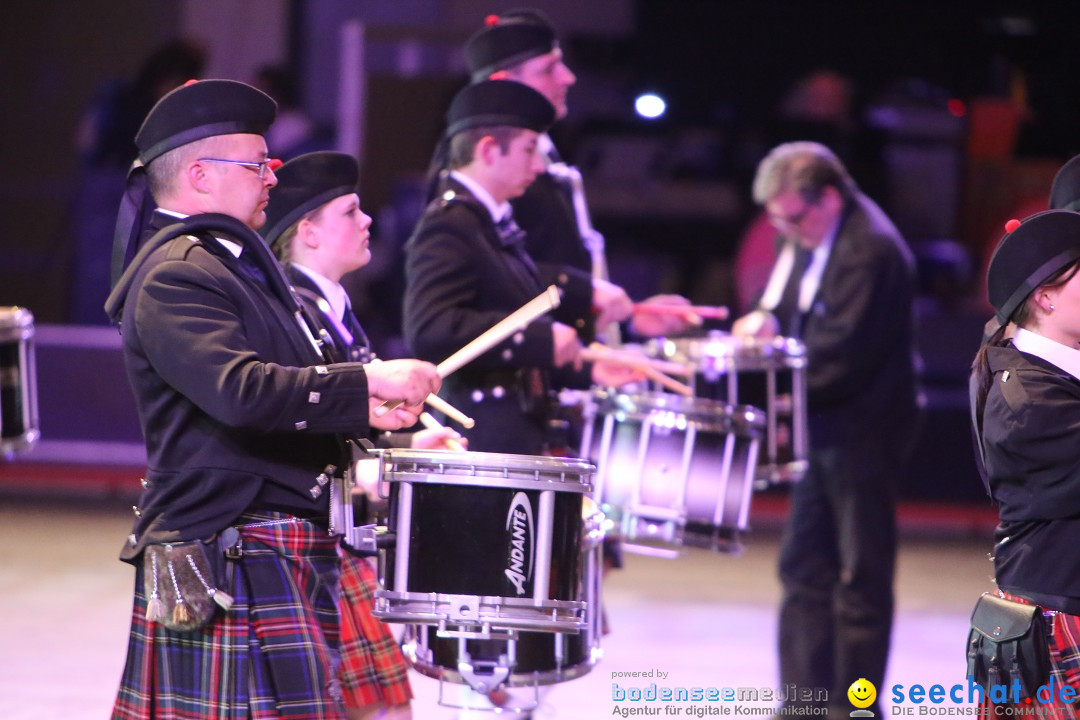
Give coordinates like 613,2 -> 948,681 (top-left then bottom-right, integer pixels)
634,93 -> 666,119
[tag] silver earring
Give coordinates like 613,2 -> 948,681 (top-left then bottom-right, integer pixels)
1050,304 -> 1056,312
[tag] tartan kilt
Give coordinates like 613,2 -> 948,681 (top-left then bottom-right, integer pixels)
337,549 -> 413,708
112,515 -> 345,720
982,590 -> 1080,720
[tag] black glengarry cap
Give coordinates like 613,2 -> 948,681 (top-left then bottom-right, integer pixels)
445,79 -> 555,138
135,78 -> 276,164
988,209 -> 1080,323
261,151 -> 360,248
465,9 -> 558,81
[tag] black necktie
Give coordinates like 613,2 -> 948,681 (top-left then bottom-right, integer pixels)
496,213 -> 539,282
777,246 -> 813,338
342,304 -> 373,363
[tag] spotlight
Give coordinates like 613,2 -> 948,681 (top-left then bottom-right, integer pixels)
634,92 -> 666,120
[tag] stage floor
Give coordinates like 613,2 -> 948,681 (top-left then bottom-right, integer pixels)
0,497 -> 997,720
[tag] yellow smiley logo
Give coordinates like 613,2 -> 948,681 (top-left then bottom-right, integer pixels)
848,678 -> 876,709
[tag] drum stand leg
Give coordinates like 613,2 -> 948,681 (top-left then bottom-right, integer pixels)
436,634 -> 541,713
456,635 -> 512,697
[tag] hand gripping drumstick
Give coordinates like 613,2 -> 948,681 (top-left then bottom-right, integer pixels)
418,412 -> 467,451
581,342 -> 694,397
374,285 -> 563,420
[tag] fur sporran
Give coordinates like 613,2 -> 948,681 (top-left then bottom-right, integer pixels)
142,528 -> 239,632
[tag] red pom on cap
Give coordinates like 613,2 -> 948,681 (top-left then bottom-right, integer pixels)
267,158 -> 284,172
1004,218 -> 1022,233
183,78 -> 199,87
484,14 -> 500,26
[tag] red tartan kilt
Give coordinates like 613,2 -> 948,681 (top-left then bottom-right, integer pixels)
981,591 -> 1080,719
337,550 -> 413,709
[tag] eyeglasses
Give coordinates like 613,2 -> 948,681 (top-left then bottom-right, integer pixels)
197,157 -> 277,179
767,202 -> 815,231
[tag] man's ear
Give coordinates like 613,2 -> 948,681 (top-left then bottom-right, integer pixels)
188,160 -> 213,194
821,185 -> 843,213
476,135 -> 500,166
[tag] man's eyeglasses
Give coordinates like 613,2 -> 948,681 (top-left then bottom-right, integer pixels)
768,202 -> 815,231
197,157 -> 277,179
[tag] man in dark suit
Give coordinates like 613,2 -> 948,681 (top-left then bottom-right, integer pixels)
105,79 -> 440,719
405,79 -> 638,455
732,141 -> 920,716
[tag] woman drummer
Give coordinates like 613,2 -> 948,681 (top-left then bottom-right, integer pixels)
972,209 -> 1080,710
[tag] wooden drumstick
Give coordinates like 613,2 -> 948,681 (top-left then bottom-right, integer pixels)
582,343 -> 694,397
641,366 -> 694,397
374,285 -> 563,417
580,343 -> 695,377
422,394 -> 475,429
434,285 -> 563,377
631,303 -> 729,321
418,412 -> 467,451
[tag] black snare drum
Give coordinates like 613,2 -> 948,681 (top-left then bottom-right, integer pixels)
369,449 -> 595,633
403,504 -> 605,707
647,332 -> 808,486
581,389 -> 764,554
0,307 -> 39,456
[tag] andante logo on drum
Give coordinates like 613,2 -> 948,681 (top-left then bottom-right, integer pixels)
504,492 -> 535,595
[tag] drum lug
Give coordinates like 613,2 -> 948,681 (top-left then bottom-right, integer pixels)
447,594 -> 478,623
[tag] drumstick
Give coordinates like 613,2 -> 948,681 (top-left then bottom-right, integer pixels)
435,285 -> 563,377
375,285 -> 563,417
582,343 -> 694,397
418,412 -> 467,451
579,344 -> 695,377
422,394 -> 475,429
632,303 -> 730,321
641,366 -> 694,397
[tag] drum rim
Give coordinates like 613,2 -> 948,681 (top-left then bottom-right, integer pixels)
0,306 -> 35,337
375,447 -> 595,473
374,591 -> 587,633
589,388 -> 766,432
382,471 -> 593,493
647,333 -> 807,365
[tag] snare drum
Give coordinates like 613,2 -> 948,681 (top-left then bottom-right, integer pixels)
0,307 -> 39,456
647,331 -> 808,486
369,448 -> 594,633
403,505 -> 605,706
580,389 -> 764,554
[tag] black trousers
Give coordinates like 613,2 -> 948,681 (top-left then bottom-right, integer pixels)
777,440 -> 902,714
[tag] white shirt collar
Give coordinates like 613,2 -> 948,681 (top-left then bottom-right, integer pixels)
291,263 -> 350,323
538,133 -> 556,163
1013,328 -> 1080,381
157,207 -> 243,257
450,170 -> 511,223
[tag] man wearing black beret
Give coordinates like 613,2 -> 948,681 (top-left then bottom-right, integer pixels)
404,80 -> 639,457
105,79 -> 440,719
403,77 -> 639,719
462,8 -> 697,341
